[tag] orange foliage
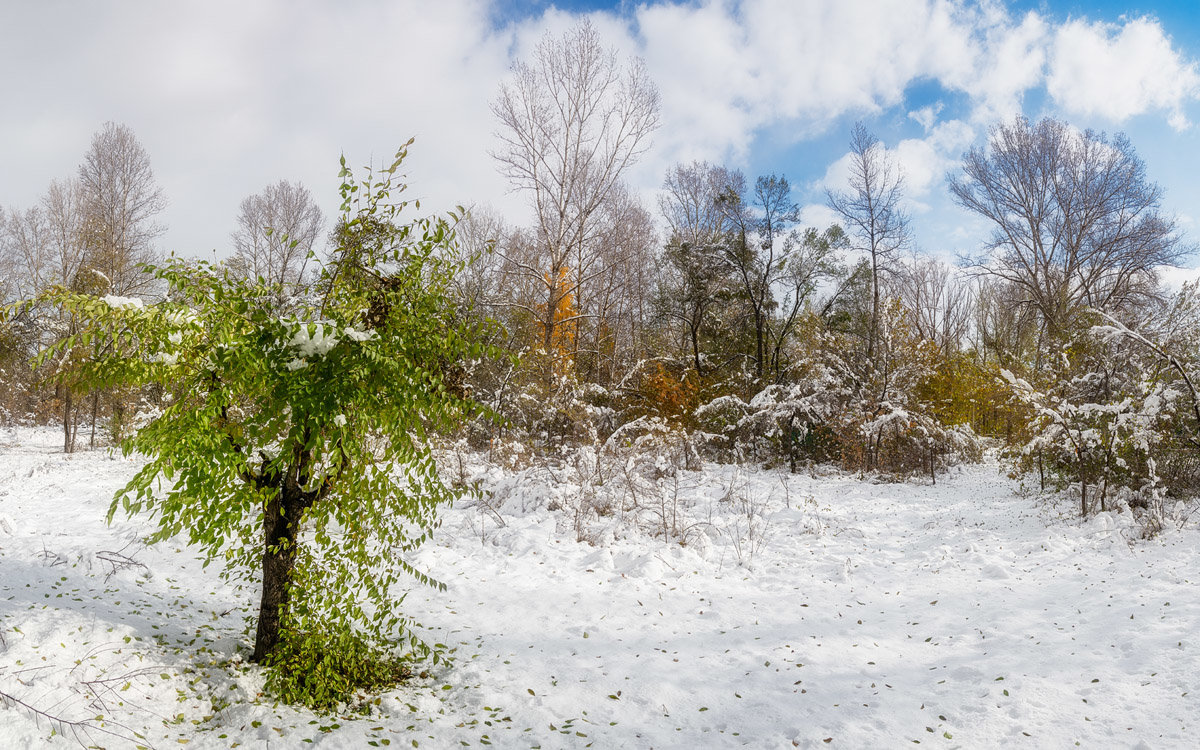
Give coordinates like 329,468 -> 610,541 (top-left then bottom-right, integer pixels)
640,361 -> 699,425
536,266 -> 578,378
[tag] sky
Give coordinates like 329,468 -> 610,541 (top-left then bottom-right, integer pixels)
1,0 -> 1198,272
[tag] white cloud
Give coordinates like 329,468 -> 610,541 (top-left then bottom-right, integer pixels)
633,1 -> 1199,171
909,103 -> 945,133
817,120 -> 975,210
3,0 -> 1199,261
631,0 -> 990,167
893,120 -> 976,199
1157,263 -> 1200,292
1047,17 -> 1200,130
1,0 -> 526,255
798,203 -> 840,231
635,0 -> 760,164
960,9 -> 1049,122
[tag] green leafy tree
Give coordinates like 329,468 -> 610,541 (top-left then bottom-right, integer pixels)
20,142 -> 493,704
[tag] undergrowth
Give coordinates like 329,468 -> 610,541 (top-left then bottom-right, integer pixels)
263,629 -> 417,713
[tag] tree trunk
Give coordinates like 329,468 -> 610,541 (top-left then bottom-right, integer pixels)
754,309 -> 766,381
251,484 -> 303,663
788,415 -> 798,474
869,252 -> 879,363
689,316 -> 704,377
62,387 -> 75,454
89,391 -> 100,449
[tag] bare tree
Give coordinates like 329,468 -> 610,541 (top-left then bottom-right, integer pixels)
950,116 -> 1183,340
491,19 -> 660,370
451,204 -> 508,315
74,123 -> 167,449
4,180 -> 100,301
2,180 -> 97,450
893,255 -> 974,354
659,161 -> 741,248
77,122 -> 166,297
230,179 -> 324,308
0,207 -> 11,305
1,206 -> 49,302
581,183 -> 657,384
42,179 -> 94,293
826,122 -> 910,360
2,124 -> 164,448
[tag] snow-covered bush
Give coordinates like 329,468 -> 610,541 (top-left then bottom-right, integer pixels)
481,357 -> 616,459
1000,321 -> 1179,531
829,298 -> 985,478
853,403 -> 984,481
602,415 -> 699,478
684,301 -> 987,480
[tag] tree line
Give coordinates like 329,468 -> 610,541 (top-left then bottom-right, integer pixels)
0,123 -> 326,451
460,21 -> 1197,533
3,20 -> 1198,528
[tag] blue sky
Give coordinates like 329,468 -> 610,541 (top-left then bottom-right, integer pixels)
1,0 -> 1198,271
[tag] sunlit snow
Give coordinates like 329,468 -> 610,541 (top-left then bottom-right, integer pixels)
0,427 -> 1195,748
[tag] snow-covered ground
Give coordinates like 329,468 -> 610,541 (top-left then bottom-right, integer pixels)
1,425 -> 1196,748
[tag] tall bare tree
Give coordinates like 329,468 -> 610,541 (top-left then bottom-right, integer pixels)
894,255 -> 974,355
491,19 -> 660,370
42,178 -> 93,293
950,116 -> 1182,340
0,207 -> 11,305
77,122 -> 166,296
826,123 -> 910,360
230,179 -> 324,308
2,179 -> 99,449
451,204 -> 508,316
1,205 -> 49,302
973,278 -> 1039,370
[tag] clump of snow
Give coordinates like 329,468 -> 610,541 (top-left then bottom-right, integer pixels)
87,268 -> 112,287
100,295 -> 143,309
163,309 -> 199,327
287,322 -> 338,358
344,326 -> 376,342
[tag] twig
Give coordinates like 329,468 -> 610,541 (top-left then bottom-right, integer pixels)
95,543 -> 151,582
0,687 -> 151,749
39,542 -> 67,567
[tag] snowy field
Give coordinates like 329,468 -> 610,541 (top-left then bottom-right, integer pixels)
1,425 -> 1197,749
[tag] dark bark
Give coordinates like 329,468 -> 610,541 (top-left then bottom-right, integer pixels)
89,391 -> 100,449
689,316 -> 704,377
251,483 -> 303,662
249,434 -> 323,663
61,386 -> 76,454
